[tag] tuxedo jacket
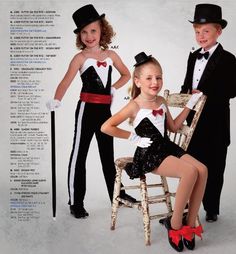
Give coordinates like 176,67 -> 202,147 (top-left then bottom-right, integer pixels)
181,44 -> 236,149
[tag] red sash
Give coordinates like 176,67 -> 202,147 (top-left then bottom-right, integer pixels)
80,92 -> 112,104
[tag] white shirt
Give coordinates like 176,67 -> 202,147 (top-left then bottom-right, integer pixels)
192,43 -> 219,89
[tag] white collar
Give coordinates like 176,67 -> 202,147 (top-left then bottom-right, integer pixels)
200,43 -> 219,58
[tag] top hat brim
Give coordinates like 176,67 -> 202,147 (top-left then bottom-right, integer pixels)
134,55 -> 152,67
188,19 -> 227,29
73,13 -> 105,34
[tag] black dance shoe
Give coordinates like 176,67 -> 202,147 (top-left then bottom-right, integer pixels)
163,217 -> 184,252
181,225 -> 203,250
206,212 -> 218,222
70,205 -> 89,219
119,193 -> 137,203
159,217 -> 165,225
183,236 -> 195,250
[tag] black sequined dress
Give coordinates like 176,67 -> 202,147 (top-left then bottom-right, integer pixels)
125,105 -> 186,179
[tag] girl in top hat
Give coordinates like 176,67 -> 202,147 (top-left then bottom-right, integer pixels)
46,4 -> 136,219
101,52 -> 207,252
181,3 -> 236,223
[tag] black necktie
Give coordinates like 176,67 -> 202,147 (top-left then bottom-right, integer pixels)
197,51 -> 209,60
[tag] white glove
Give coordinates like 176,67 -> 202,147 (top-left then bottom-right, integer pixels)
128,132 -> 153,148
110,87 -> 117,108
186,92 -> 203,109
111,86 -> 116,96
46,99 -> 61,111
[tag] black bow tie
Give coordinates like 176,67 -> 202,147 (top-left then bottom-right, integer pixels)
197,51 -> 209,60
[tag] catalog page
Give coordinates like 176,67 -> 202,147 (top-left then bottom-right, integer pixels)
0,0 -> 235,254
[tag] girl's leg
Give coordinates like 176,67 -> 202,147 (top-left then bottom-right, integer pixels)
96,128 -> 116,202
152,155 -> 198,230
68,102 -> 94,206
180,154 -> 208,227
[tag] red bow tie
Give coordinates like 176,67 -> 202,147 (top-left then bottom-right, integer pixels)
97,61 -> 107,67
152,108 -> 163,116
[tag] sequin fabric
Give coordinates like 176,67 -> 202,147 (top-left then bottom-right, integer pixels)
125,117 -> 186,179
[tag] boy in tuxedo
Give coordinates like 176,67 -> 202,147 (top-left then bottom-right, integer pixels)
181,3 -> 236,222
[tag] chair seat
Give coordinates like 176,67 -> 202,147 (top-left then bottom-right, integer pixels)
115,157 -> 133,168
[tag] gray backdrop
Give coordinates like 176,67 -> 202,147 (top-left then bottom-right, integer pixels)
0,0 -> 235,253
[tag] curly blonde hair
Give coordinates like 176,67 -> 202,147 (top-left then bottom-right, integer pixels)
75,18 -> 115,50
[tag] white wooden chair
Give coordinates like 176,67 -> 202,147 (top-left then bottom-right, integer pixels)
110,89 -> 207,245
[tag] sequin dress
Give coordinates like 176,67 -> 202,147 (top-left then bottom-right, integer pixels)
125,104 -> 186,179
80,57 -> 113,95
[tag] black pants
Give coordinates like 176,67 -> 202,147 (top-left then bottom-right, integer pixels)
188,141 -> 228,214
68,101 -> 116,205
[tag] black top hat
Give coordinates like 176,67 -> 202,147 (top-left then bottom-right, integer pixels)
189,4 -> 227,29
72,4 -> 105,34
134,52 -> 152,67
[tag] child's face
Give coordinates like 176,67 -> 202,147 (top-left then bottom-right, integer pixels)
135,63 -> 163,97
80,20 -> 101,49
194,23 -> 222,51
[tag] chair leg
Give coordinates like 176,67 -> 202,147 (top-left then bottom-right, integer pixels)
161,176 -> 173,214
140,176 -> 151,246
111,167 -> 122,230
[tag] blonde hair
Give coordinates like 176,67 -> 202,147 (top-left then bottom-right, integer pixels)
76,18 -> 115,50
130,57 -> 162,99
128,57 -> 162,125
193,23 -> 222,31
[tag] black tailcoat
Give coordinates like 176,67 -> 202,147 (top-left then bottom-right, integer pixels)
181,44 -> 236,213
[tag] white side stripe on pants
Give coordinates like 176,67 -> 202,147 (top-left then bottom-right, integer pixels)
69,102 -> 85,205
